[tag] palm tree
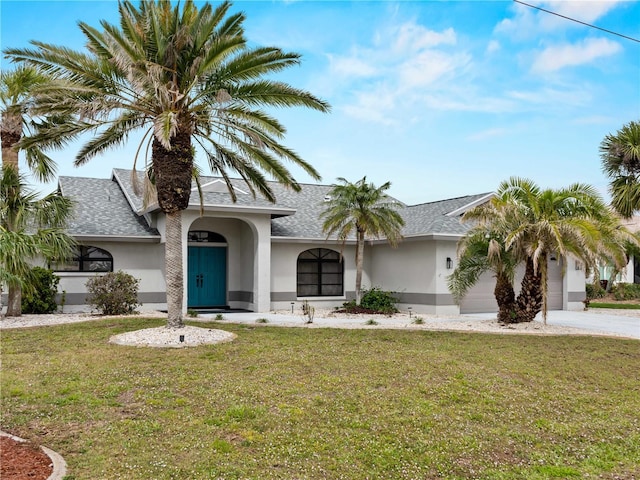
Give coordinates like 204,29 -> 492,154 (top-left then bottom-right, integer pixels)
495,178 -> 636,323
448,228 -> 519,324
600,120 -> 640,219
0,65 -> 58,181
5,0 -> 329,327
0,166 -> 75,316
321,177 -> 404,305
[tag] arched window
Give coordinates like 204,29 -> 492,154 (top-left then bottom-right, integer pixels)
297,248 -> 343,297
54,246 -> 113,272
188,231 -> 226,243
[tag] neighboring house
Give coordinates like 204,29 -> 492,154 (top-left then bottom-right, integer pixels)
596,216 -> 640,286
52,169 -> 587,314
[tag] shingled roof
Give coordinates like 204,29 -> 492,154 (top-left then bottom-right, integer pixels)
62,170 -> 491,240
58,176 -> 160,239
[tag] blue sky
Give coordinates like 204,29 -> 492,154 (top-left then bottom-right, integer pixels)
1,0 -> 639,205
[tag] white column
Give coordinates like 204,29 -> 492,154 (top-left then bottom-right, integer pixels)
252,217 -> 272,312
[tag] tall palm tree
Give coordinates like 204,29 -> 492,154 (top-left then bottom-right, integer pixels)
0,65 -> 58,181
600,120 -> 640,219
447,228 -> 519,324
6,0 -> 329,327
321,177 -> 404,305
1,66 -> 73,315
0,166 -> 75,316
495,178 -> 635,323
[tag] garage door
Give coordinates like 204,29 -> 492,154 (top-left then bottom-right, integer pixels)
460,271 -> 498,314
460,261 -> 563,314
546,258 -> 563,310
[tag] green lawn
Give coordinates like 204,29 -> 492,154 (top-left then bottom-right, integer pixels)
588,302 -> 640,310
2,318 -> 639,480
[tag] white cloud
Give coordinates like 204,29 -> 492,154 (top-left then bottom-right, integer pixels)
422,94 -> 516,114
486,40 -> 501,54
540,1 -> 623,29
495,0 -> 625,38
398,51 -> 470,88
328,53 -> 378,78
327,19 -> 470,124
507,86 -> 592,108
531,37 -> 621,72
341,85 -> 398,125
391,24 -> 456,53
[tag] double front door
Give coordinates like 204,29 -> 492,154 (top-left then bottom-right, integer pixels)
187,246 -> 227,307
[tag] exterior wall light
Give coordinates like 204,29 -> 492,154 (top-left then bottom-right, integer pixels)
446,257 -> 453,269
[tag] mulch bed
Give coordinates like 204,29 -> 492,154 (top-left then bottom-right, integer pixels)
0,436 -> 53,480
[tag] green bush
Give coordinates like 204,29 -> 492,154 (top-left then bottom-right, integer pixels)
610,282 -> 640,301
22,267 -> 60,314
360,287 -> 399,314
342,287 -> 399,314
585,282 -> 606,300
86,271 -> 141,315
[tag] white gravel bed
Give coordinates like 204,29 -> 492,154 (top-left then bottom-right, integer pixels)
1,307 -> 635,345
0,309 -> 166,329
207,309 -> 612,337
108,325 -> 236,348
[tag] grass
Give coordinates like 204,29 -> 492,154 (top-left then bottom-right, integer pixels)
2,317 -> 639,479
588,302 -> 640,310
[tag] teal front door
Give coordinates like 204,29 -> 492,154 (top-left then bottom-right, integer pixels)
188,246 -> 227,307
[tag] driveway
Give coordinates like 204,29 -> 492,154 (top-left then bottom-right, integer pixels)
465,309 -> 640,339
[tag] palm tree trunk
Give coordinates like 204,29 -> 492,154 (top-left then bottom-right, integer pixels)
6,287 -> 21,317
151,129 -> 193,329
515,257 -> 542,323
2,118 -> 22,316
494,271 -> 515,323
1,112 -> 21,172
165,210 -> 184,328
539,255 -> 549,325
355,229 -> 365,305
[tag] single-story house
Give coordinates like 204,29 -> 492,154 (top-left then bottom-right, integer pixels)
596,215 -> 640,286
52,168 -> 588,314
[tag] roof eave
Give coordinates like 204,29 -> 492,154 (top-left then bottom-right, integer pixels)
141,203 -> 296,217
71,234 -> 162,243
445,193 -> 494,217
271,236 -> 356,244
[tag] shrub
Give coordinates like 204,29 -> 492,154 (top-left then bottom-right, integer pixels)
340,288 -> 399,314
610,282 -> 640,301
360,287 -> 399,314
22,267 -> 60,314
585,282 -> 606,301
86,271 -> 140,315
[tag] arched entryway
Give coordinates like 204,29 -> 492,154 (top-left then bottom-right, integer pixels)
187,230 -> 227,308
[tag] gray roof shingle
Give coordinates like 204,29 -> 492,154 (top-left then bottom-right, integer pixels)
58,176 -> 159,238
67,170 -> 491,240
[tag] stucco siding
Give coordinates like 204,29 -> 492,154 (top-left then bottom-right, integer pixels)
368,238 -> 460,314
56,241 -> 165,309
270,242 -> 361,311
